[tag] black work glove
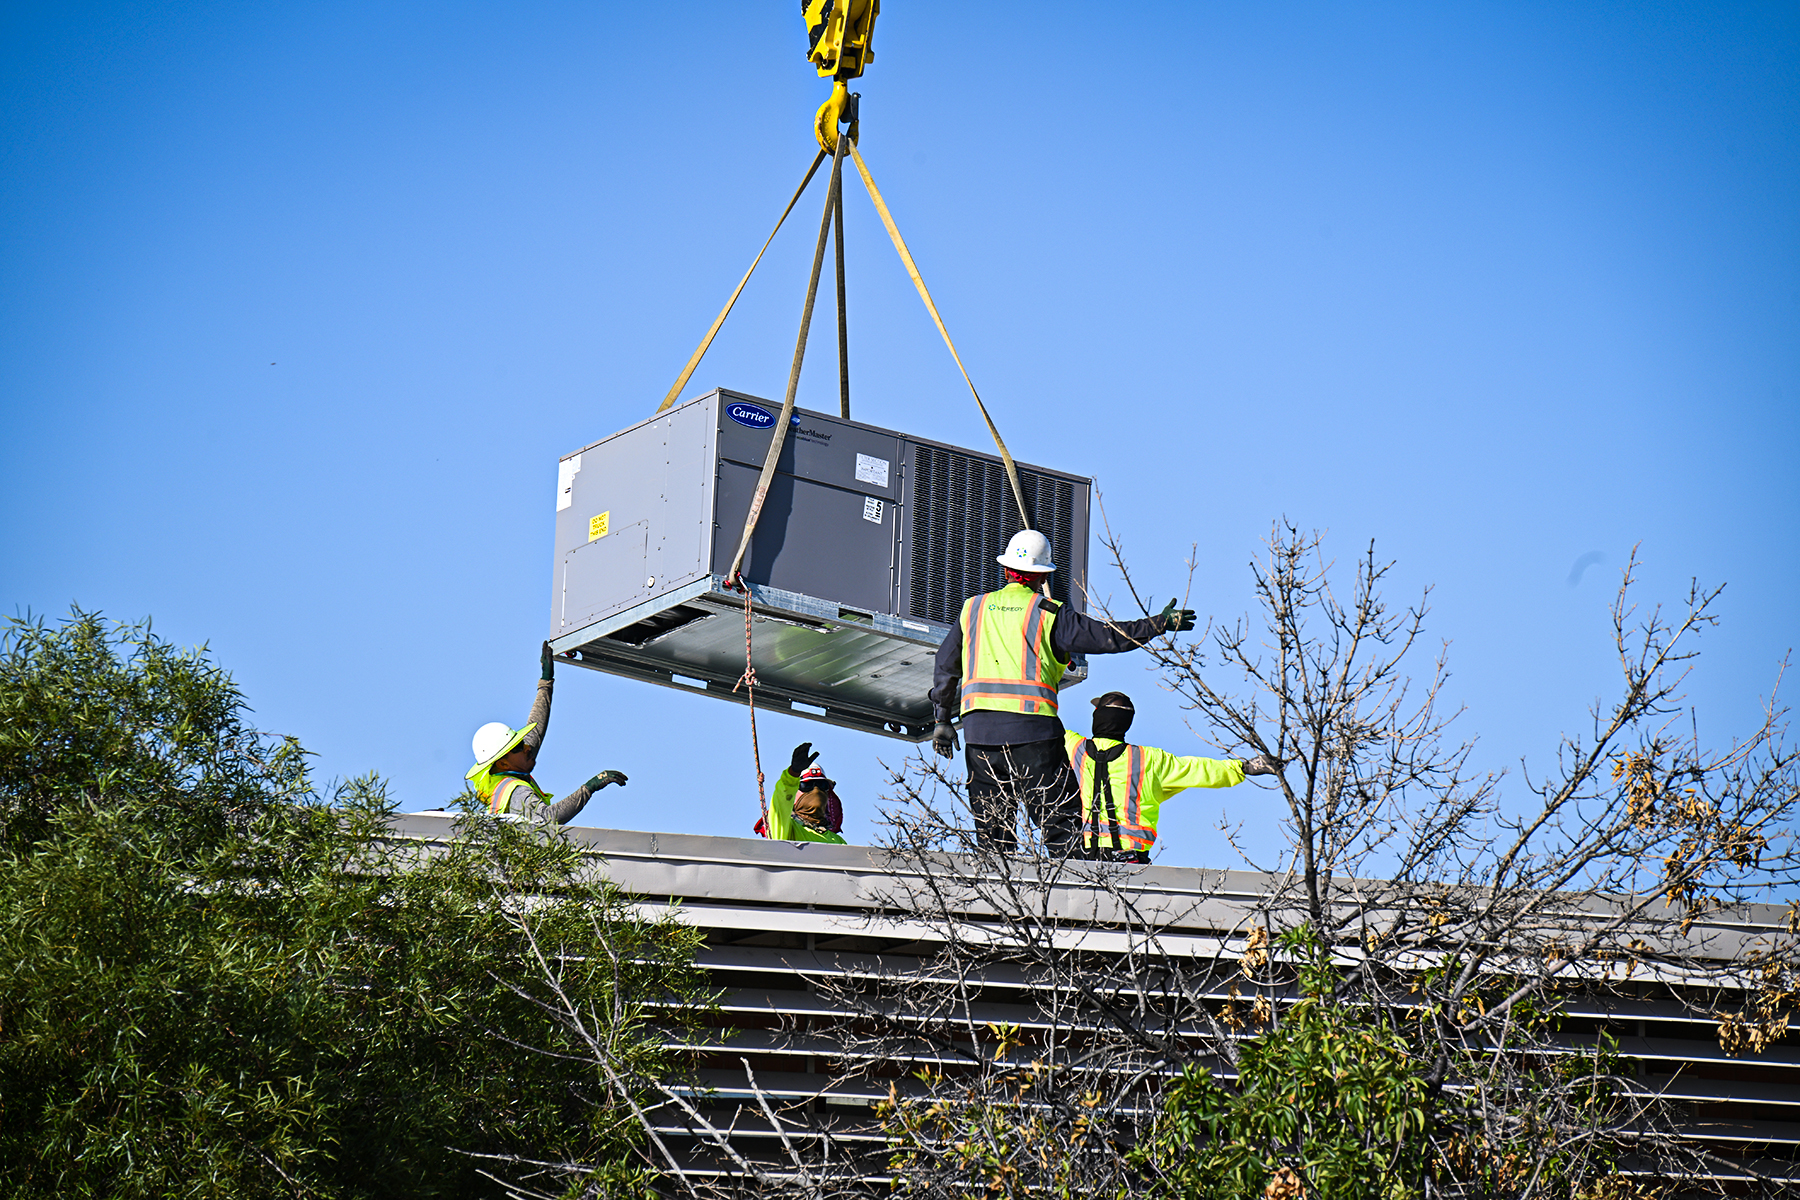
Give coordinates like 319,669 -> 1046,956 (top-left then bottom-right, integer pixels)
1158,598 -> 1197,634
540,640 -> 556,681
931,722 -> 959,759
788,742 -> 819,778
1240,754 -> 1281,777
586,770 -> 628,790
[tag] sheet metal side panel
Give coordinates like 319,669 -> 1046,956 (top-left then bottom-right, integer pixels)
655,397 -> 716,598
712,388 -> 902,502
706,389 -> 902,615
700,387 -> 1088,619
554,415 -> 653,635
705,387 -> 1082,492
560,392 -> 714,460
711,463 -> 896,613
552,395 -> 719,638
556,418 -> 661,635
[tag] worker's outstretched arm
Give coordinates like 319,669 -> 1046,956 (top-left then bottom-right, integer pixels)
1049,607 -> 1169,660
544,770 -> 627,826
544,781 -> 591,825
1149,746 -> 1246,793
524,641 -> 555,752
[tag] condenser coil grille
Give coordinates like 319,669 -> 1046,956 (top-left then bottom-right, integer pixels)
908,446 -> 1078,625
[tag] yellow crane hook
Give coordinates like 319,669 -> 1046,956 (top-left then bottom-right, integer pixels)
802,0 -> 878,151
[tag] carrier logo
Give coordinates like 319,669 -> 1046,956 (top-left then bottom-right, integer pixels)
726,402 -> 775,429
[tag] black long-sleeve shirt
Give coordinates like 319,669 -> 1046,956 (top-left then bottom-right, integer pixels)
930,588 -> 1170,745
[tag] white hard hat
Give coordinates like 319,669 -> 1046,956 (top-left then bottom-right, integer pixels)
466,720 -> 535,780
997,529 -> 1056,573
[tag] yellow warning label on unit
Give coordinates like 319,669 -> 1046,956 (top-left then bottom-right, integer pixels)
588,511 -> 610,541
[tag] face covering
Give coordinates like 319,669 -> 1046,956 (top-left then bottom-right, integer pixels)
1092,705 -> 1134,740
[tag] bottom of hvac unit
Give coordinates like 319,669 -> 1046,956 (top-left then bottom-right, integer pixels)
550,576 -> 1085,743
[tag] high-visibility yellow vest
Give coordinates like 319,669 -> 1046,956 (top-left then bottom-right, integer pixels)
764,770 -> 850,844
1071,738 -> 1155,851
957,583 -> 1064,717
484,773 -> 553,816
1065,733 -> 1247,853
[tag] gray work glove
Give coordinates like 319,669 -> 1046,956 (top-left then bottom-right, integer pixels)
540,640 -> 556,681
1158,598 -> 1197,634
931,722 -> 959,759
789,742 -> 819,777
586,770 -> 628,790
1240,754 -> 1281,777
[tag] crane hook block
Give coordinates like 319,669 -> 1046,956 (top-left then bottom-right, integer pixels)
803,0 -> 878,82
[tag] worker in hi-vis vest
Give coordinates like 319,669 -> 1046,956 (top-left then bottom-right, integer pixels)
754,742 -> 849,844
929,529 -> 1197,855
1067,692 -> 1281,863
465,641 -> 628,824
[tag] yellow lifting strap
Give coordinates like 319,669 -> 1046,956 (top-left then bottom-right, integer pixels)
655,149 -> 829,415
723,128 -> 854,587
848,143 -> 1033,532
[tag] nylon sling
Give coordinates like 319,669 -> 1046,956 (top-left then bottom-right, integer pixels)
645,101 -> 1047,812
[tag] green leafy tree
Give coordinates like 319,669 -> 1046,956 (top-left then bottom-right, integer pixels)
1134,926 -> 1433,1200
0,610 -> 709,1199
0,607 -> 307,853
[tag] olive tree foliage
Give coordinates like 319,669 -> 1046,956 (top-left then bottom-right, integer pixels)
0,605 -> 309,854
772,524 -> 1799,1200
0,610 -> 710,1200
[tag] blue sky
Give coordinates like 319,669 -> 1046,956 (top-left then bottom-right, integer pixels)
3,1 -> 1796,865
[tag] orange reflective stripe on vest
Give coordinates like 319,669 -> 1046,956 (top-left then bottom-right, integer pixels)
489,775 -> 551,816
1074,740 -> 1156,850
958,585 -> 1063,716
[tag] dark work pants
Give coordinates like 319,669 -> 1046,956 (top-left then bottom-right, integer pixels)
965,739 -> 1079,857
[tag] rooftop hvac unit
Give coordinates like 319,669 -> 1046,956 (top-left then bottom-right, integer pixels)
549,389 -> 1092,741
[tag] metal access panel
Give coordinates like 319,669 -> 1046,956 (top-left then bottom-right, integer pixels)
549,389 -> 1091,741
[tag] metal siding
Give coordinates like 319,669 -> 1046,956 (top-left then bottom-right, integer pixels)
382,814 -> 1800,1186
714,389 -> 902,501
